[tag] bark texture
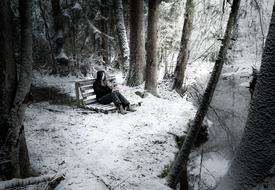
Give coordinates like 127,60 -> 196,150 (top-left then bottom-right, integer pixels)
173,0 -> 194,93
167,0 -> 241,188
0,0 -> 18,179
114,0 -> 130,72
14,0 -> 33,177
127,0 -> 146,86
145,0 -> 160,96
0,0 -> 33,179
217,2 -> 275,190
0,0 -> 17,116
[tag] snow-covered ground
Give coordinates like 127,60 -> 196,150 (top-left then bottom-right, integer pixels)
26,73 -> 196,190
21,1 -> 273,189
24,70 -> 232,190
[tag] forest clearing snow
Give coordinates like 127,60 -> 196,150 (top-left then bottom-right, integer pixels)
25,75 -> 196,190
24,71 -> 231,189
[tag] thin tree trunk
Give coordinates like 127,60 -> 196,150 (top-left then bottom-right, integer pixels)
100,0 -> 109,65
173,0 -> 194,94
51,0 -> 68,64
38,0 -> 56,68
114,0 -> 130,73
126,0 -> 146,86
167,0 -> 241,188
217,2 -> 275,189
145,0 -> 160,96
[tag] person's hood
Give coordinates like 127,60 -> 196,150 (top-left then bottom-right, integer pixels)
96,70 -> 105,81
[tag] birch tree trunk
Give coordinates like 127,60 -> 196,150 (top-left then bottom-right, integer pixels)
172,0 -> 194,94
167,0 -> 241,188
126,0 -> 146,86
145,0 -> 160,96
0,0 -> 33,179
114,0 -> 130,73
217,2 -> 275,189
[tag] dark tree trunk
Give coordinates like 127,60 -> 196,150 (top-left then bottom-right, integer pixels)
38,0 -> 55,67
0,0 -> 33,179
145,0 -> 160,96
172,0 -> 194,93
114,0 -> 130,73
51,0 -> 68,64
126,0 -> 146,86
217,2 -> 275,190
179,166 -> 188,190
0,0 -> 18,179
167,0 -> 241,188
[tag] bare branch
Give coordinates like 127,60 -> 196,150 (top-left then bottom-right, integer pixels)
85,15 -> 114,41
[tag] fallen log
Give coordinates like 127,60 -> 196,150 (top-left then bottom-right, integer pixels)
0,173 -> 65,190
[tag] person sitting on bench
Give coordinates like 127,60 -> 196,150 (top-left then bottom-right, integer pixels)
93,70 -> 135,114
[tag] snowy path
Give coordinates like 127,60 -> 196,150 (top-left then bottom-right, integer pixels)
25,89 -> 196,190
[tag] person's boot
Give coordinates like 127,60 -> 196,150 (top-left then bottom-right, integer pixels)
126,104 -> 136,112
118,105 -> 127,114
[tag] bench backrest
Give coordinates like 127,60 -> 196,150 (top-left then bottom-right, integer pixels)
75,76 -> 116,108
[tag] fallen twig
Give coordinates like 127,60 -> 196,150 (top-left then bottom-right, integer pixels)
43,173 -> 65,190
44,108 -> 65,113
43,107 -> 96,114
112,176 -> 130,189
90,171 -> 112,190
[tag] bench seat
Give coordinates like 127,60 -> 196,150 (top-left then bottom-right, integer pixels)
75,76 -> 141,114
75,76 -> 117,113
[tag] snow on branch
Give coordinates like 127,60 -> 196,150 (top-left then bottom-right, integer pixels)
85,15 -> 114,41
93,11 -> 108,21
72,2 -> 82,11
0,173 -> 65,190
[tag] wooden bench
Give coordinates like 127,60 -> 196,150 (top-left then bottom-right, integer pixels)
75,76 -> 118,113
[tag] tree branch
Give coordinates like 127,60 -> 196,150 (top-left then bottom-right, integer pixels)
0,174 -> 64,190
85,15 -> 114,41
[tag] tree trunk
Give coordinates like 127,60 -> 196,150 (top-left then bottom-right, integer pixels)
38,0 -> 55,68
167,0 -> 241,188
172,0 -> 194,93
126,0 -> 146,86
179,166 -> 188,190
0,0 -> 18,179
144,0 -> 160,96
0,0 -> 33,179
100,0 -> 109,65
217,2 -> 275,190
51,0 -> 68,64
114,0 -> 130,73
13,0 -> 33,178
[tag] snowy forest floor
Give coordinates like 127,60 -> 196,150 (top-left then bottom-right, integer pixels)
24,73 -> 196,190
23,68 -> 229,190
